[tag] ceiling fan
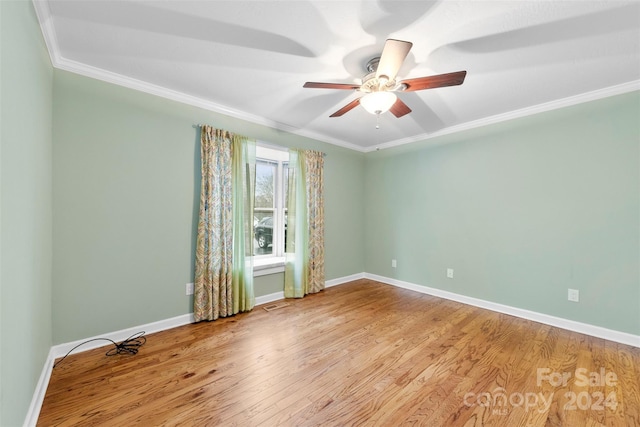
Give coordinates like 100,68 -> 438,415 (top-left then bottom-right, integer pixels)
303,39 -> 467,118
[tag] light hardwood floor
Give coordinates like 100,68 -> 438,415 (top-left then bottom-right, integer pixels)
38,279 -> 639,426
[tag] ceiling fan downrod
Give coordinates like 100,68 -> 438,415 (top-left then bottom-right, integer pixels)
366,57 -> 380,74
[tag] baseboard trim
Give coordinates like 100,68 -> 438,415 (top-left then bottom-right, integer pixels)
48,272 -> 362,359
24,313 -> 194,426
28,270 -> 636,426
364,273 -> 640,348
254,272 -> 365,306
256,291 -> 285,306
50,313 -> 195,360
326,272 -> 365,288
25,272 -> 364,425
23,348 -> 55,427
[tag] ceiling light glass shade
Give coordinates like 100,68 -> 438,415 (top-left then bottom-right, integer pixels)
360,92 -> 397,115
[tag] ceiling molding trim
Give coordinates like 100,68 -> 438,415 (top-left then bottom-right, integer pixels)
31,0 -> 364,152
288,128 -> 366,153
59,57 -> 366,151
59,57 -> 366,152
31,0 -> 638,155
55,58 -> 285,134
368,80 -> 640,152
32,0 -> 59,67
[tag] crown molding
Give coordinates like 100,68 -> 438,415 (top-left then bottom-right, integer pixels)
365,80 -> 640,152
32,0 -> 57,64
31,0 -> 366,153
55,56 -> 368,152
32,0 -> 638,155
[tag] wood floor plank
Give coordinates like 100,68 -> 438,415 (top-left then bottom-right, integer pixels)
615,341 -> 640,426
37,280 -> 639,426
422,317 -> 549,426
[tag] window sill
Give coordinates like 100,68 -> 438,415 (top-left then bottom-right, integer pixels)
253,256 -> 285,277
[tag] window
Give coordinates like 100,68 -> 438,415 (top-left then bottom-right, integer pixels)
254,145 -> 289,267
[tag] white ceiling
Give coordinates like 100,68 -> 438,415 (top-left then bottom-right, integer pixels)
34,1 -> 640,152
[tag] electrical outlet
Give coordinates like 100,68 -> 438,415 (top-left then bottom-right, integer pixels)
391,259 -> 397,268
186,282 -> 194,295
568,288 -> 579,302
447,268 -> 454,279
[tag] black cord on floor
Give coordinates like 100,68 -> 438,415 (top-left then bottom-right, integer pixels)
53,331 -> 146,368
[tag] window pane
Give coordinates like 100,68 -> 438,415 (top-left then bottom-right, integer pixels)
255,160 -> 275,210
255,160 -> 276,255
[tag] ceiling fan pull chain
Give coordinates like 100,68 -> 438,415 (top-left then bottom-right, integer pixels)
375,112 -> 380,129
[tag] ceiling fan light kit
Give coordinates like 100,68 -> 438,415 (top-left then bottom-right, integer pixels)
360,91 -> 398,115
303,38 -> 467,119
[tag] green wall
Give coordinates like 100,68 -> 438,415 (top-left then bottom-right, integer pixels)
0,1 -> 53,425
364,92 -> 640,335
3,2 -> 638,424
52,70 -> 365,343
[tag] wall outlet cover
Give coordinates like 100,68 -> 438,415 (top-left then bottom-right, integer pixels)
568,288 -> 579,302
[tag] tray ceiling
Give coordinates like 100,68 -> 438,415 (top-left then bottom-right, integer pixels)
34,0 -> 640,151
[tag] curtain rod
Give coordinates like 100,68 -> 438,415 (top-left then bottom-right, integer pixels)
193,124 -> 326,157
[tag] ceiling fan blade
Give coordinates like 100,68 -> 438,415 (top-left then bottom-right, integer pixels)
376,39 -> 413,82
400,70 -> 467,92
389,98 -> 411,118
330,98 -> 361,117
303,82 -> 360,90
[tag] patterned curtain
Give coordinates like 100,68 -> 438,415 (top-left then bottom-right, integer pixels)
194,126 -> 255,321
284,149 -> 325,298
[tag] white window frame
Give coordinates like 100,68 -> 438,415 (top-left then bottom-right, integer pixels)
254,144 -> 289,275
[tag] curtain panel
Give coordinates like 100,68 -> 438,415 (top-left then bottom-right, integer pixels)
284,149 -> 325,298
194,126 -> 256,321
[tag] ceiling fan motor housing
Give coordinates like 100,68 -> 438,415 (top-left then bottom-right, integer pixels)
361,57 -> 398,93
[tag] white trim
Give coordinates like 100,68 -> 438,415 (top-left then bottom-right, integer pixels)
256,141 -> 289,153
364,273 -> 640,348
256,291 -> 285,306
254,266 -> 285,276
33,1 -> 637,154
50,314 -> 195,359
25,270 -> 636,426
326,272 -> 365,288
52,54 -> 363,152
24,313 -> 194,426
23,272 -> 361,425
255,272 -> 364,304
253,256 -> 286,277
365,80 -> 640,152
30,0 -> 364,153
256,145 -> 289,162
23,348 -> 55,427
31,0 -> 57,68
